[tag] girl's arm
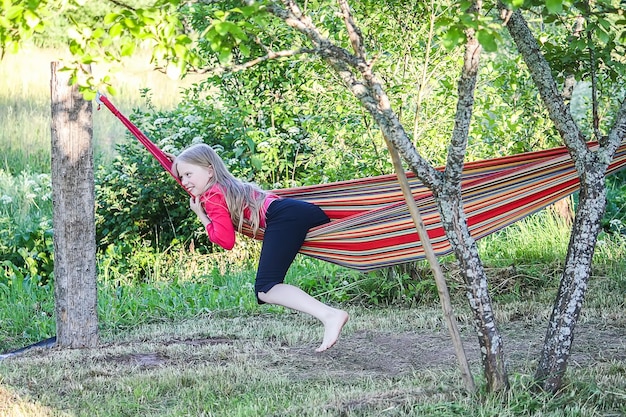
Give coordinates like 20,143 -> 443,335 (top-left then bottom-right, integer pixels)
191,192 -> 236,250
190,195 -> 212,227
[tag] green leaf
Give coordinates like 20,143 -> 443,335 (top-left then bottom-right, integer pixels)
597,18 -> 611,31
173,42 -> 188,57
215,21 -> 237,36
103,12 -> 119,25
545,0 -> 562,14
23,10 -> 39,29
5,6 -> 23,21
477,29 -> 498,52
250,155 -> 263,170
442,26 -> 465,50
209,38 -> 222,52
229,25 -> 248,42
81,88 -> 97,101
106,85 -> 118,96
175,34 -> 192,45
92,27 -> 105,39
239,43 -> 250,57
218,48 -> 232,64
120,42 -> 136,57
246,137 -> 256,152
596,26 -> 610,44
68,40 -> 84,55
124,17 -> 136,29
109,22 -> 123,38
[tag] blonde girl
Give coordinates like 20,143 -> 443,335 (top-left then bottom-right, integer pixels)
172,143 -> 348,352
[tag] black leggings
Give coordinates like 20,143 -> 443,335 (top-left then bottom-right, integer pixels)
254,198 -> 330,303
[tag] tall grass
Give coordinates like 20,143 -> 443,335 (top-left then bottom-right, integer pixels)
0,46 -> 202,174
477,210 -> 571,267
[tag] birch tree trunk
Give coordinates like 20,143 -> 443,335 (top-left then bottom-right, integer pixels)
51,61 -> 99,348
435,11 -> 508,391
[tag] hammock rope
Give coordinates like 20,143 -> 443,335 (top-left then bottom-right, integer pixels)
97,94 -> 626,272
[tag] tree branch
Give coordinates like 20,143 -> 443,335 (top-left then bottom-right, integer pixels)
265,0 -> 442,188
337,0 -> 366,60
267,1 -> 364,69
443,1 -> 482,188
587,28 -> 602,144
604,96 -> 626,159
105,0 -> 136,11
445,0 -> 482,188
191,47 -> 316,74
500,5 -> 589,167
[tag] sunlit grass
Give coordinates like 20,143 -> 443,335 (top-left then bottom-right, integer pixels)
1,208 -> 624,416
0,46 -> 203,174
0,383 -> 71,417
478,210 -> 571,267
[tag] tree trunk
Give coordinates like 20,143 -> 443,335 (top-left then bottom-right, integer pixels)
502,6 -> 626,393
437,196 -> 509,392
268,0 -> 509,392
534,168 -> 606,392
50,61 -> 99,348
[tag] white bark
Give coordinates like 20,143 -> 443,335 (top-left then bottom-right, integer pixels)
270,0 -> 509,391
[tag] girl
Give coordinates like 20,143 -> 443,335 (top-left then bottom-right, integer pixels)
171,143 -> 349,352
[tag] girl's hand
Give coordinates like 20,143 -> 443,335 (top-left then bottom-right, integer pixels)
164,152 -> 176,162
190,196 -> 212,227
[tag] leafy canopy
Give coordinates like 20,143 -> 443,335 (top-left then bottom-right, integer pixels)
2,0 -> 624,100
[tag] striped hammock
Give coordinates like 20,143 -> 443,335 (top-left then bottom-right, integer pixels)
98,94 -> 626,272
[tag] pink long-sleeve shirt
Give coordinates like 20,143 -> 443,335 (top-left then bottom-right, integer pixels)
200,184 -> 278,250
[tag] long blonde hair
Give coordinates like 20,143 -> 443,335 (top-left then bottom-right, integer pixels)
174,143 -> 268,235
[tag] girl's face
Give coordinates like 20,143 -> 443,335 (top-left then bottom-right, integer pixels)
176,161 -> 214,196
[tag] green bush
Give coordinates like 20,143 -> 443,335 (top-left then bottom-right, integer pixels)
95,91 -> 233,252
604,170 -> 626,234
94,70 -> 390,252
0,171 -> 54,284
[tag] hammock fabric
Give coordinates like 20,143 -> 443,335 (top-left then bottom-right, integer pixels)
98,94 -> 626,272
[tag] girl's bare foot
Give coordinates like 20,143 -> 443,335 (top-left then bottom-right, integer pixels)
316,309 -> 349,352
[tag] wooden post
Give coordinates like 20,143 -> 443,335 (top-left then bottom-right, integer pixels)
50,62 -> 98,348
383,138 -> 475,392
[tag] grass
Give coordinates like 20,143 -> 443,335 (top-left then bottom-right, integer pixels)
0,229 -> 624,416
0,305 -> 624,416
477,210 -> 571,266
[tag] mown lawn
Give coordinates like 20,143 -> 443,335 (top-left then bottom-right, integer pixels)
1,294 -> 625,416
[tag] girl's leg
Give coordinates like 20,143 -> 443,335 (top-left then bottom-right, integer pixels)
256,199 -> 347,351
258,283 -> 349,352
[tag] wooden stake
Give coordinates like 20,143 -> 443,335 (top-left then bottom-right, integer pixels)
384,138 -> 475,392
